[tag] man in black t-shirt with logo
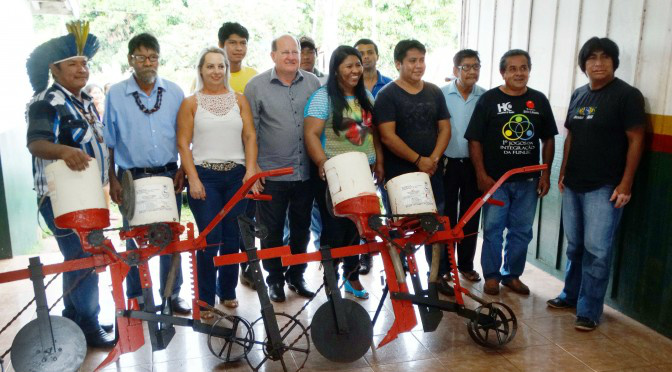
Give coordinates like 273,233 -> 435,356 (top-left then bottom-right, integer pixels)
375,39 -> 452,295
547,38 -> 645,332
465,49 -> 557,296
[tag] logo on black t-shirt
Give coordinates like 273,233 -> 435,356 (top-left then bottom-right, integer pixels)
501,114 -> 536,155
497,102 -> 514,114
523,100 -> 539,115
574,106 -> 596,120
502,114 -> 535,141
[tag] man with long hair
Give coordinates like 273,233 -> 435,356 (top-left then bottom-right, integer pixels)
547,37 -> 645,331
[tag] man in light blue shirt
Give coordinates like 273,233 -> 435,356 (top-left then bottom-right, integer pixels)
104,33 -> 190,314
441,49 -> 486,283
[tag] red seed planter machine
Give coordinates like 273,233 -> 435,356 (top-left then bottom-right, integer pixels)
0,153 -> 546,372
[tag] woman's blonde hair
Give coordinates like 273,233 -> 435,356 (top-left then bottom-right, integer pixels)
195,46 -> 231,92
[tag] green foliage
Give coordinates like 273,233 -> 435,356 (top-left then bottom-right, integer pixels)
32,0 -> 458,89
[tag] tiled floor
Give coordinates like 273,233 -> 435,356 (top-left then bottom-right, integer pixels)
1,236 -> 671,372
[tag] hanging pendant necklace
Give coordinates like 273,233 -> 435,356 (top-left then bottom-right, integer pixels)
132,87 -> 164,114
70,98 -> 104,143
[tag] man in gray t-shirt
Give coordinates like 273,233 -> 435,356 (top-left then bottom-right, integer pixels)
244,34 -> 321,302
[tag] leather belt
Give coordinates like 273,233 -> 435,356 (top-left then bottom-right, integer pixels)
128,162 -> 178,176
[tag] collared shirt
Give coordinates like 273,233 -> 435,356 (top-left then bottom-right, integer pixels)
312,68 -> 328,86
371,70 -> 393,99
26,83 -> 109,196
244,68 -> 321,181
441,80 -> 485,158
103,75 -> 184,170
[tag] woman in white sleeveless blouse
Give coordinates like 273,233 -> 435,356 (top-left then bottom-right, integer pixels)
177,47 -> 260,314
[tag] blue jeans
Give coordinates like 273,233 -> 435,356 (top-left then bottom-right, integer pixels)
188,165 -> 247,305
481,179 -> 538,282
39,197 -> 101,333
121,169 -> 183,299
256,180 -> 314,285
557,185 -> 623,323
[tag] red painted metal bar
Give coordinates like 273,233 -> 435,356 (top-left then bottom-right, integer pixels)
453,164 -> 548,232
377,244 -> 417,347
0,254 -> 112,284
446,242 -> 465,305
94,261 -> 144,372
194,168 -> 293,246
281,242 -> 382,266
213,246 -> 292,266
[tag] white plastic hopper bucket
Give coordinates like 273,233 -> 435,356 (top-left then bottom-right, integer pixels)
45,159 -> 107,218
129,176 -> 179,226
386,172 -> 437,215
324,152 -> 377,206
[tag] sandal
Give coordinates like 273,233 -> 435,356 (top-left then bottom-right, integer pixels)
343,278 -> 369,299
460,270 -> 482,282
222,299 -> 239,308
200,310 -> 216,324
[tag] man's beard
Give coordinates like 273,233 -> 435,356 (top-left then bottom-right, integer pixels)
135,69 -> 157,85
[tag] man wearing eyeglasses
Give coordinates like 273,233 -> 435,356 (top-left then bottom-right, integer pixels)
244,35 -> 321,302
465,49 -> 557,296
104,33 -> 191,314
440,50 -> 486,285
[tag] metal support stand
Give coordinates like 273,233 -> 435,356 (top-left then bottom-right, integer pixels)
10,257 -> 87,372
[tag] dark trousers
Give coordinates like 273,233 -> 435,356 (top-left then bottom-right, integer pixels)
256,180 -> 314,285
443,157 -> 481,273
422,166 -> 447,275
314,177 -> 361,282
120,168 -> 183,299
188,165 -> 247,305
239,199 -> 257,273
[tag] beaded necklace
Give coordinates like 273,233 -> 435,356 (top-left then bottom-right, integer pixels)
132,87 -> 164,114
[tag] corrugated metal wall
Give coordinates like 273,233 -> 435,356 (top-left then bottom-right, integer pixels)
461,0 -> 672,337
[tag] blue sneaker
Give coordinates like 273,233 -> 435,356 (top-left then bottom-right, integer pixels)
343,277 -> 369,299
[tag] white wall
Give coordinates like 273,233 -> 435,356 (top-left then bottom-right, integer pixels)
461,0 -> 672,119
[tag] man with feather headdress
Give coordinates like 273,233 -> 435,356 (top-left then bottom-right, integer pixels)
25,20 -> 115,348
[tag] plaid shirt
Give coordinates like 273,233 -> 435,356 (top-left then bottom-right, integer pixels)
26,83 -> 109,196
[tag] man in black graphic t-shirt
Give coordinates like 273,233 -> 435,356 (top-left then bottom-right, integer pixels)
375,39 -> 452,295
465,49 -> 557,296
547,38 -> 645,332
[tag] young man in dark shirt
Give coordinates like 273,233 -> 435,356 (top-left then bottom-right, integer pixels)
465,49 -> 557,296
374,39 -> 452,295
547,38 -> 645,331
